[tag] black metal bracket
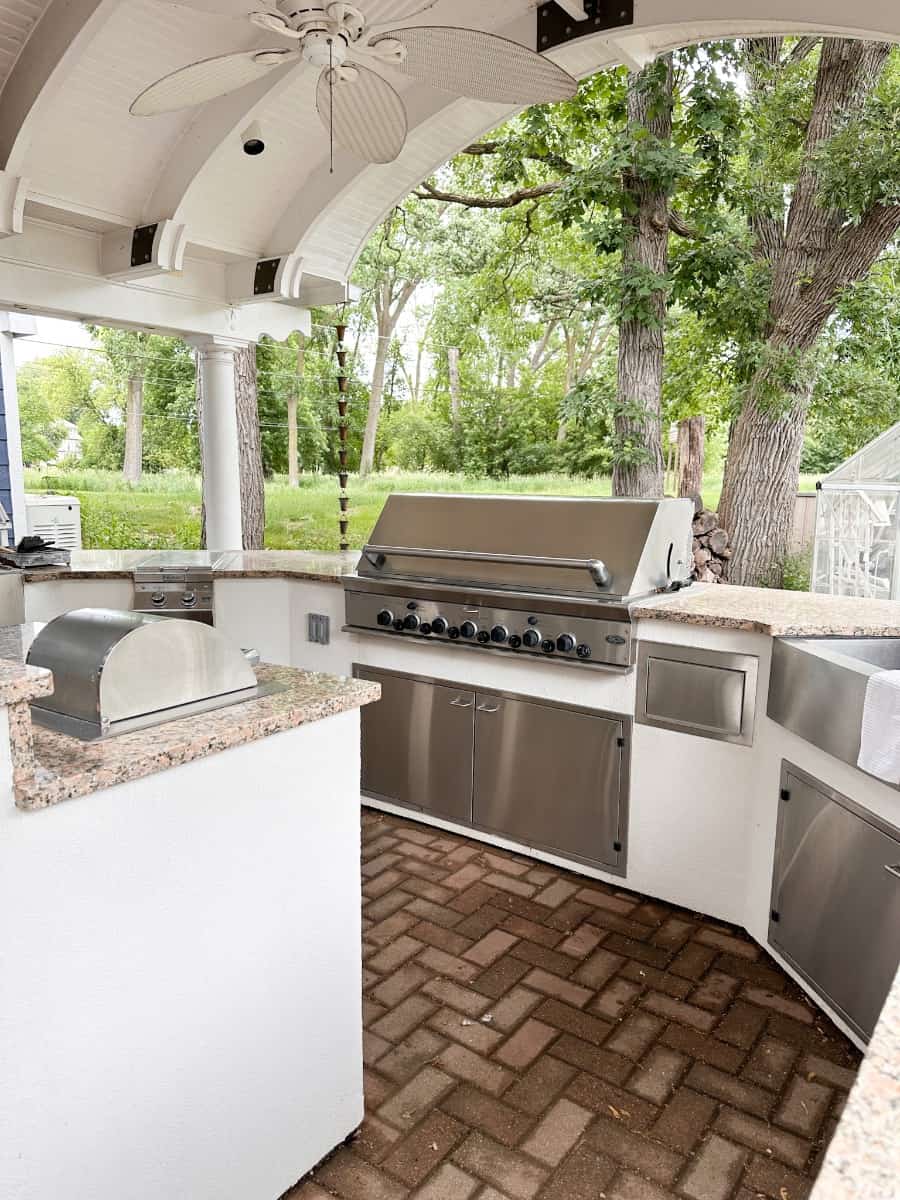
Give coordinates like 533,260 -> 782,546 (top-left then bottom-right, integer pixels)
130,223 -> 158,268
253,257 -> 281,296
780,788 -> 791,802
770,909 -> 780,923
537,0 -> 634,54
613,841 -> 623,853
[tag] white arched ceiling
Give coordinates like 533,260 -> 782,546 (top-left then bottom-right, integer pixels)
0,0 -> 897,336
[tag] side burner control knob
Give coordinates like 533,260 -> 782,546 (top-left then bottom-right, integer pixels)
403,613 -> 421,631
151,591 -> 166,606
522,629 -> 541,648
576,643 -> 593,660
556,634 -> 576,653
376,609 -> 394,627
541,639 -> 556,654
490,625 -> 509,644
460,621 -> 477,639
431,617 -> 448,635
182,591 -> 197,607
476,630 -> 491,644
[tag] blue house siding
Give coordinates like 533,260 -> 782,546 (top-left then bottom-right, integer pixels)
0,364 -> 15,541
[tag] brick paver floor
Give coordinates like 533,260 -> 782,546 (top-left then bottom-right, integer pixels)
291,809 -> 861,1200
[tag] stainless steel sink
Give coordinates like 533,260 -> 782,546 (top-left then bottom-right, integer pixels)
768,637 -> 900,782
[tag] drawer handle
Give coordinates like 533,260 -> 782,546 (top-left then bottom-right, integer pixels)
885,864 -> 900,880
450,697 -> 474,708
477,703 -> 500,713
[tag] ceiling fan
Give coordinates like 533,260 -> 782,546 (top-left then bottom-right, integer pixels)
130,1 -> 579,165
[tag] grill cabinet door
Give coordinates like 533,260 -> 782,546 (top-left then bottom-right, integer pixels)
355,667 -> 474,822
770,766 -> 900,1041
473,693 -> 624,870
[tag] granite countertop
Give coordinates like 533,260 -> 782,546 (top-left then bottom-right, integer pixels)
632,583 -> 900,637
8,548 -> 358,584
811,964 -> 900,1199
12,663 -> 380,811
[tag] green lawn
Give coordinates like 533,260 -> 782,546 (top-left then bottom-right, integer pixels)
26,468 -> 821,552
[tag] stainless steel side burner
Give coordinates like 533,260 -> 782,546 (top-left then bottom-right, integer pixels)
133,551 -> 216,624
344,494 -> 694,670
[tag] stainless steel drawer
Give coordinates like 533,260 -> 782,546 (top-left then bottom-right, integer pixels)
636,642 -> 758,745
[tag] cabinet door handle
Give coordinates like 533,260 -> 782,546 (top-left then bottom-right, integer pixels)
477,703 -> 500,713
885,864 -> 900,880
450,697 -> 474,708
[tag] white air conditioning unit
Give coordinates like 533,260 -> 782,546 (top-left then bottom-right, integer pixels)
25,495 -> 82,550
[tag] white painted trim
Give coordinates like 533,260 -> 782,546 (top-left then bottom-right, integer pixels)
0,171 -> 27,237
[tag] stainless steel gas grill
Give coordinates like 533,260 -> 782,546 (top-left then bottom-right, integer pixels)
343,494 -> 694,670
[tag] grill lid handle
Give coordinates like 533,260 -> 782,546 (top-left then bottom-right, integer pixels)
362,544 -> 612,590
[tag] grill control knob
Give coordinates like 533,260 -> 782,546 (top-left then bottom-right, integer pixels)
448,626 -> 461,639
431,617 -> 448,635
556,634 -> 576,653
576,643 -> 593,660
182,591 -> 197,607
476,630 -> 491,644
403,613 -> 420,631
508,634 -> 522,649
541,639 -> 556,654
151,591 -> 166,606
392,618 -> 405,631
420,622 -> 433,636
460,621 -> 477,639
376,609 -> 394,627
490,625 -> 509,644
522,629 -> 541,648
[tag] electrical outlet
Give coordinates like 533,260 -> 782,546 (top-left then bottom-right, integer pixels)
307,613 -> 330,645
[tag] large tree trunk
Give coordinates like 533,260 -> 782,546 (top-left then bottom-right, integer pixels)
677,415 -> 705,499
447,347 -> 461,423
359,312 -> 390,477
288,336 -> 304,487
123,374 -> 143,483
720,38 -> 898,586
612,59 -> 672,498
234,344 -> 265,549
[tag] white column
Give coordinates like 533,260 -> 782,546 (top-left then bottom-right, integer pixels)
190,336 -> 246,551
0,312 -> 35,545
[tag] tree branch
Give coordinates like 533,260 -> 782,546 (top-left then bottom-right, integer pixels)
668,209 -> 703,239
787,36 -> 820,64
413,179 -> 562,209
463,141 -> 576,174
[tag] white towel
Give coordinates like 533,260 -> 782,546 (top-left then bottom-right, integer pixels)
858,670 -> 900,785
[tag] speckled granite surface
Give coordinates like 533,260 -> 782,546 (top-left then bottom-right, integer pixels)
9,548 -> 357,583
213,549 -> 359,582
811,964 -> 900,1200
14,664 -> 380,811
633,583 -> 900,637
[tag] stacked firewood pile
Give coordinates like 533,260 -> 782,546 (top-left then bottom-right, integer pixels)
690,498 -> 732,583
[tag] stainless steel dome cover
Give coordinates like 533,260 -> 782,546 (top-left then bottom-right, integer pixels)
27,608 -> 261,740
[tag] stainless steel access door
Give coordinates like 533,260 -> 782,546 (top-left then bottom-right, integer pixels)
473,693 -> 625,872
355,666 -> 475,823
770,762 -> 900,1041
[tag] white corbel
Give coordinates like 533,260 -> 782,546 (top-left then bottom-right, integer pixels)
0,173 -> 27,238
606,34 -> 657,71
553,1 -> 589,19
100,219 -> 188,280
226,252 -> 306,306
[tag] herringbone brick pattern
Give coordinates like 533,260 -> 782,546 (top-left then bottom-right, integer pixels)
291,810 -> 860,1200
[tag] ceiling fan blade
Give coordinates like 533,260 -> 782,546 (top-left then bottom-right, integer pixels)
316,63 -> 408,164
131,48 -> 300,115
372,26 -> 579,105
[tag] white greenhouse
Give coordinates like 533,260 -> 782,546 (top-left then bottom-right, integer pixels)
812,420 -> 900,598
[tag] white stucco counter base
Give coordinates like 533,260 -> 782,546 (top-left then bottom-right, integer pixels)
0,708 -> 366,1200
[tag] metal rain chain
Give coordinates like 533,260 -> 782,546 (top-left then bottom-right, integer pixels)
334,323 -> 350,551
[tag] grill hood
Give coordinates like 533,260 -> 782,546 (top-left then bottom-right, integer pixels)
358,494 -> 694,600
27,609 -> 265,740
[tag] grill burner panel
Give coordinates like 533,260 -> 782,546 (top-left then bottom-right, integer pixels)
344,495 -> 693,671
